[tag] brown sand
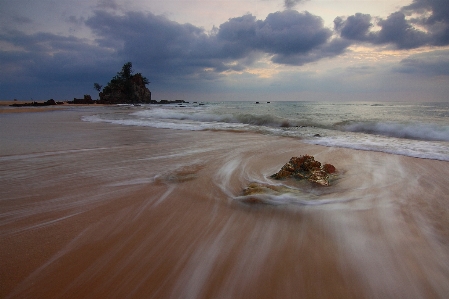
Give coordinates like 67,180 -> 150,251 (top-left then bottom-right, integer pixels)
1,108 -> 449,298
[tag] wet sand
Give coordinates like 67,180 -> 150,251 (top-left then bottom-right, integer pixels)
1,107 -> 449,298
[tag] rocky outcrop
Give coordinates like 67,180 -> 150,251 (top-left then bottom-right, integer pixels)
97,63 -> 152,104
99,73 -> 152,104
71,95 -> 94,104
271,155 -> 336,186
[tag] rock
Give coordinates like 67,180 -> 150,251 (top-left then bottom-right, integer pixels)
72,95 -> 94,104
323,163 -> 336,174
10,99 -> 57,107
98,62 -> 152,104
271,155 -> 336,186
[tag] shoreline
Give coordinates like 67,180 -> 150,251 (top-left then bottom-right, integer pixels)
0,100 -> 108,114
1,108 -> 449,298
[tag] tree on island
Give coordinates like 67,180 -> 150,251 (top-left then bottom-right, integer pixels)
95,62 -> 151,104
93,83 -> 102,92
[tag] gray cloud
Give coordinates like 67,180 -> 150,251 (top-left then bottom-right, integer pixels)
271,36 -> 350,65
402,0 -> 449,46
403,0 -> 449,25
335,12 -> 430,49
334,13 -> 372,41
0,29 -> 120,99
4,3 -> 449,100
85,9 -> 345,76
218,11 -> 334,60
2,9 -> 348,98
376,12 -> 430,49
395,50 -> 449,76
284,0 -> 305,10
96,0 -> 120,10
335,0 -> 449,49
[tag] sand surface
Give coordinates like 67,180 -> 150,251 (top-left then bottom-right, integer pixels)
1,107 -> 449,298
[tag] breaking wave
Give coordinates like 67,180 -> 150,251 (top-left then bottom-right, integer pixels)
132,108 -> 295,128
340,121 -> 449,142
81,102 -> 449,162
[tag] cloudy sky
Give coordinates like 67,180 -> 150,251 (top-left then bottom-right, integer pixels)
1,0 -> 448,102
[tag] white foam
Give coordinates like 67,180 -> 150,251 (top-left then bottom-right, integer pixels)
132,108 -> 232,123
82,106 -> 449,162
82,114 -> 246,131
307,135 -> 449,161
342,121 -> 449,142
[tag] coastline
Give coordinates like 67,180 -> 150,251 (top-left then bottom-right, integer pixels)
0,101 -> 109,114
1,107 -> 449,298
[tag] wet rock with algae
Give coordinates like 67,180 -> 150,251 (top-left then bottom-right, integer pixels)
270,155 -> 336,186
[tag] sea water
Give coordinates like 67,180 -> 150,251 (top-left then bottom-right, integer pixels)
83,101 -> 449,161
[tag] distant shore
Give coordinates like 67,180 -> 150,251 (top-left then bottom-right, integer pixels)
0,99 -> 192,114
0,100 -> 106,114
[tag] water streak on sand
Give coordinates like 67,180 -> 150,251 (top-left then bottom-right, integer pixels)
1,106 -> 449,298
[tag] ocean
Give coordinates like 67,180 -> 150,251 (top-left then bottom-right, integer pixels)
82,101 -> 449,161
2,101 -> 449,298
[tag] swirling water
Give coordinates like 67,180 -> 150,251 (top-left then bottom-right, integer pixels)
2,103 -> 449,298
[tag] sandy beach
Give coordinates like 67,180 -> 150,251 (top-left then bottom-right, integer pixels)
1,107 -> 449,298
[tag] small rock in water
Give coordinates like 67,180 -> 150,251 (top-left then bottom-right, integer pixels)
271,155 -> 337,186
322,163 -> 336,174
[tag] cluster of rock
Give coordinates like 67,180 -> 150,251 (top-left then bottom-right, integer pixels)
9,99 -> 63,107
152,99 -> 189,105
271,155 -> 336,186
68,95 -> 94,104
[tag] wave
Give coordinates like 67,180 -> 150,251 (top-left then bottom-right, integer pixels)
81,114 -> 248,131
133,108 -> 304,128
307,136 -> 449,161
339,121 -> 449,142
82,106 -> 449,162
132,109 -> 232,123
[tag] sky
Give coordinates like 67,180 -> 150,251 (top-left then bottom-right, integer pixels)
1,0 -> 449,102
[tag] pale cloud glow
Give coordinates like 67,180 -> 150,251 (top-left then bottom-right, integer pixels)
0,0 -> 448,101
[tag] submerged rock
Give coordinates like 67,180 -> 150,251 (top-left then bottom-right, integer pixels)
271,155 -> 336,186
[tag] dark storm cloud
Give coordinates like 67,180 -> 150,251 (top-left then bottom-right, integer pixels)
1,9 -> 347,98
334,13 -> 372,41
335,0 -> 449,49
376,12 -> 430,49
402,0 -> 449,46
335,12 -> 430,49
85,10 -> 233,80
85,9 -> 344,76
0,29 -> 120,98
217,11 -> 334,60
271,36 -> 350,65
402,0 -> 449,25
0,30 -> 115,79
